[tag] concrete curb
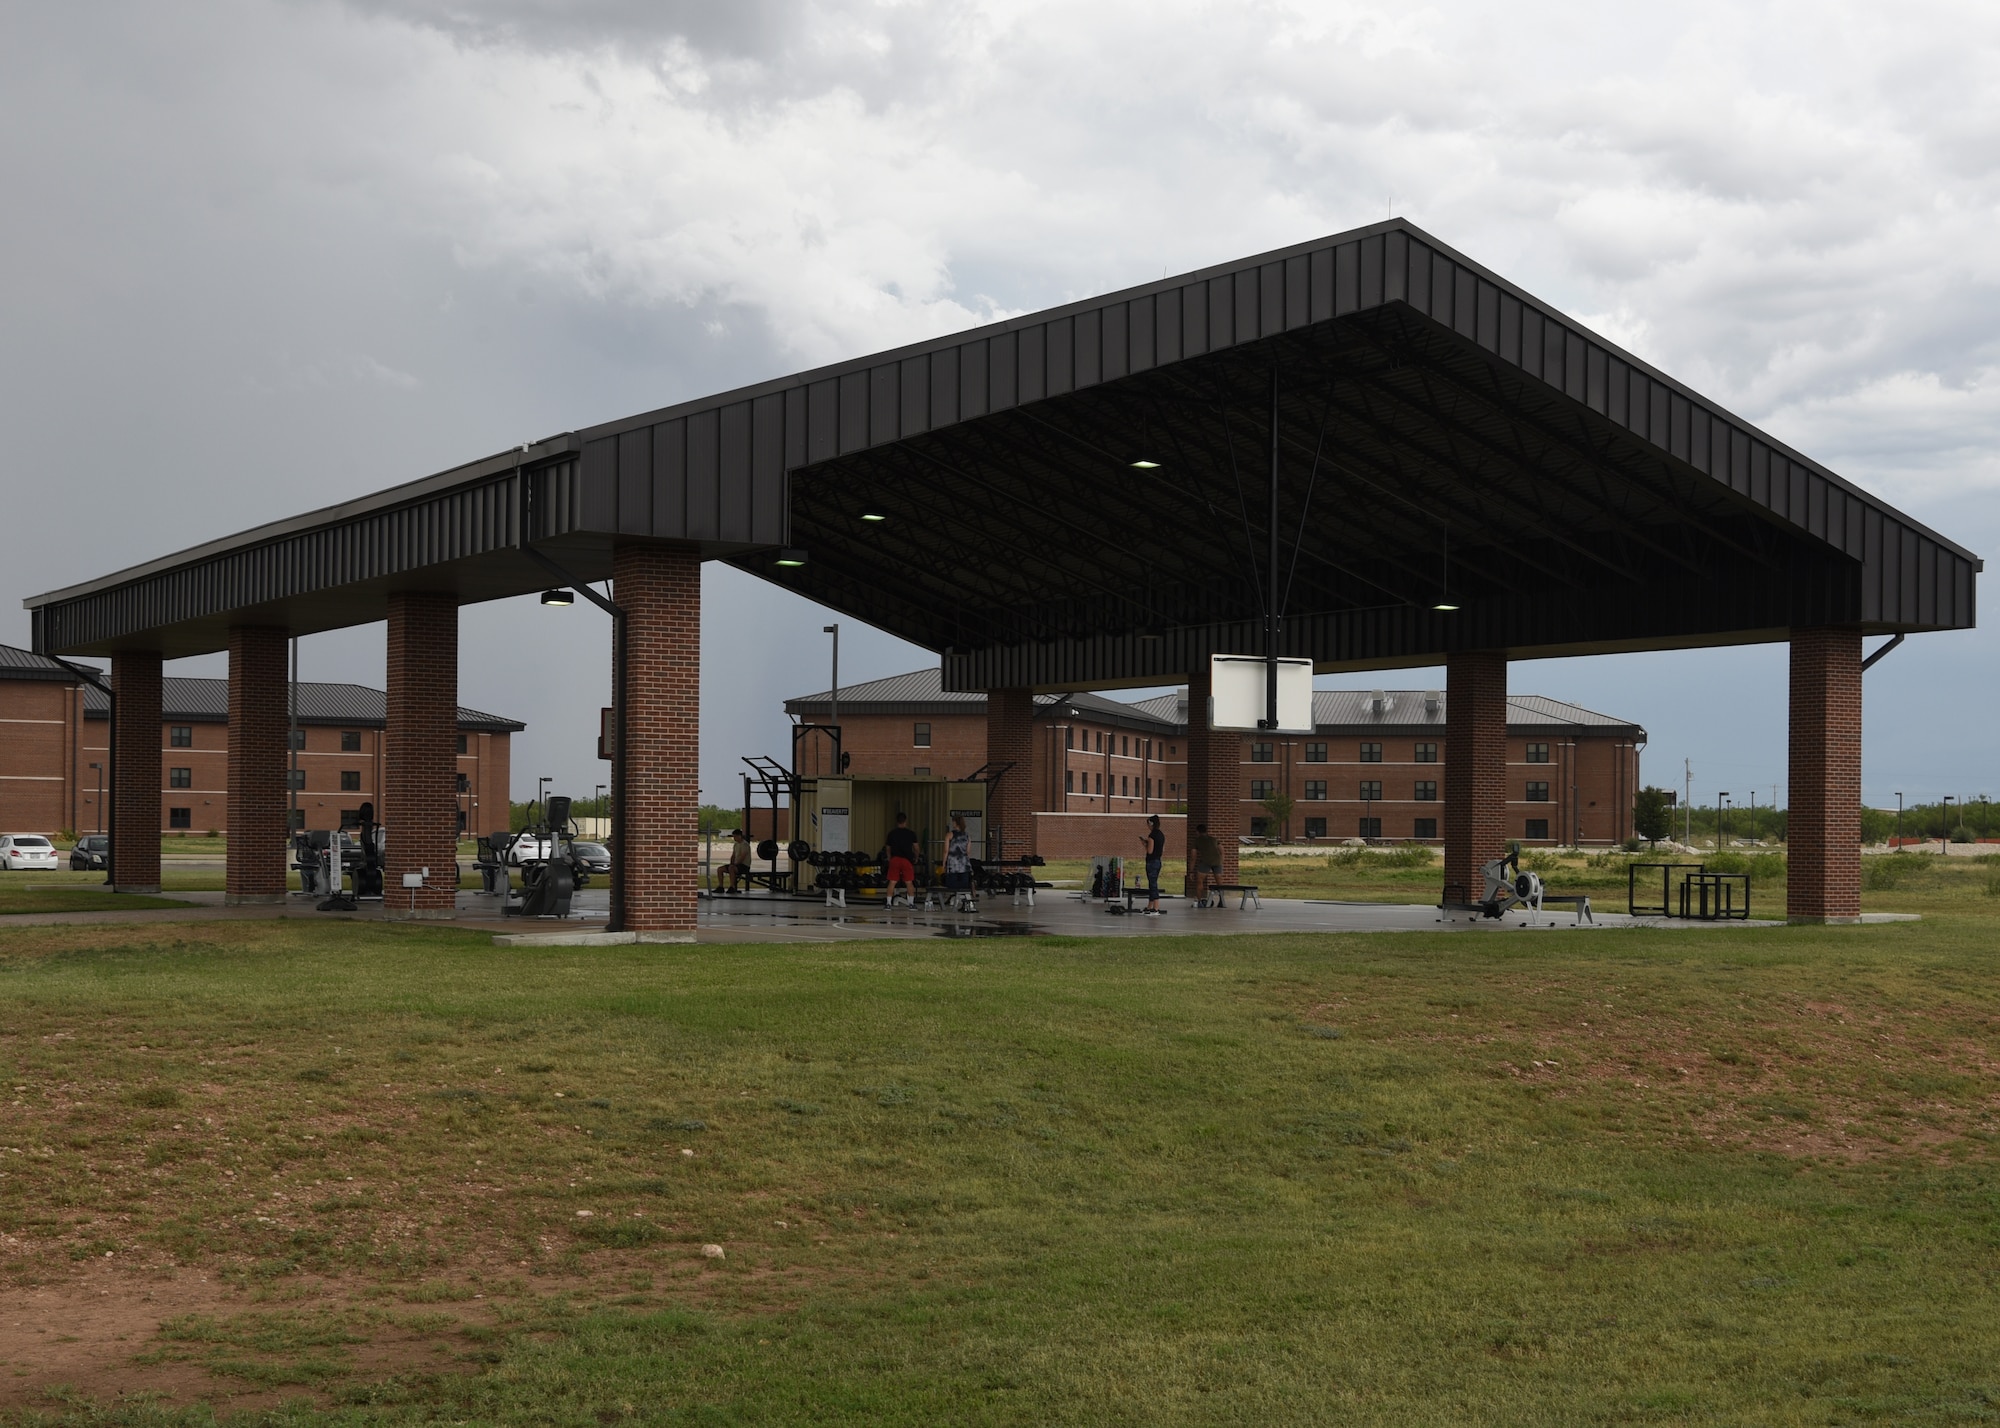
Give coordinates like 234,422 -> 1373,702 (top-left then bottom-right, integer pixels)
491,930 -> 695,947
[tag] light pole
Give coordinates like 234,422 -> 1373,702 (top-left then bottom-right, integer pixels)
1717,792 -> 1730,850
89,762 -> 103,835
1942,795 -> 1954,853
1895,791 -> 1903,850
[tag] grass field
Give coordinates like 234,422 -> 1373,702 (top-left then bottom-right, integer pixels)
0,876 -> 1996,1422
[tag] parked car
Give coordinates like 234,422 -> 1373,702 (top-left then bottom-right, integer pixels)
504,833 -> 554,866
0,834 -> 60,871
571,841 -> 612,875
70,834 -> 109,871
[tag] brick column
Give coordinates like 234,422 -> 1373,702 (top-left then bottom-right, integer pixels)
111,650 -> 163,894
1184,665 -> 1241,884
225,625 -> 290,904
384,592 -> 460,916
985,686 -> 1036,861
1443,652 -> 1507,902
1788,627 -> 1862,923
615,542 -> 700,934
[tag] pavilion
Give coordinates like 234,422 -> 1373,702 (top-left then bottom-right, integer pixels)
25,220 -> 1977,927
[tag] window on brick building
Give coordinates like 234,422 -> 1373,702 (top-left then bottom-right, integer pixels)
458,810 -> 468,832
457,734 -> 469,755
1358,816 -> 1381,838
1304,816 -> 1327,839
1169,745 -> 1177,757
913,766 -> 930,776
287,769 -> 305,791
1094,773 -> 1101,794
287,730 -> 306,751
1065,770 -> 1074,793
1065,728 -> 1074,750
1359,742 -> 1383,762
169,807 -> 192,829
1250,816 -> 1270,836
1304,742 -> 1327,762
287,809 -> 305,831
1526,781 -> 1550,802
1526,742 -> 1550,763
1122,736 -> 1129,757
339,809 -> 361,827
169,767 -> 191,789
1525,818 -> 1549,839
456,773 -> 469,793
1415,742 -> 1438,763
1413,817 -> 1438,839
340,770 -> 362,792
169,725 -> 192,747
1414,780 -> 1438,801
1144,739 -> 1152,759
341,731 -> 362,752
1359,779 -> 1383,801
1251,741 -> 1274,763
1304,780 -> 1327,801
1096,731 -> 1103,752
913,722 -> 931,747
1250,779 -> 1275,800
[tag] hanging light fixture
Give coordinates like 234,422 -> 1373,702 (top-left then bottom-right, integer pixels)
1432,522 -> 1459,610
775,548 -> 809,567
540,589 -> 575,607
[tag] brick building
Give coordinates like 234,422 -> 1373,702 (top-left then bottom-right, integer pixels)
785,669 -> 1643,856
0,644 -> 520,837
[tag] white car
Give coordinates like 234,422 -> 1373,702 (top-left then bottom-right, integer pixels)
0,835 -> 60,871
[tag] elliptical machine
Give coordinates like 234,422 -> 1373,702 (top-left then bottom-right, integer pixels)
506,794 -> 586,919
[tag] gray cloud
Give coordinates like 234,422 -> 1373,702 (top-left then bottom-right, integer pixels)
5,0 -> 1998,808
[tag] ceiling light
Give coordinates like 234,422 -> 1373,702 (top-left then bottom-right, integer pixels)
775,548 -> 809,567
1431,601 -> 1460,612
860,512 -> 887,522
1127,456 -> 1162,469
540,589 -> 575,607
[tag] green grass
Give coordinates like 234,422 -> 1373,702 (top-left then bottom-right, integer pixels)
1,907 -> 1998,1421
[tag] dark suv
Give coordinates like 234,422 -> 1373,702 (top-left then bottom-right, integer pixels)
70,834 -> 109,870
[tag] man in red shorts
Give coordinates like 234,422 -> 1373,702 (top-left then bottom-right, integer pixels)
884,812 -> 921,907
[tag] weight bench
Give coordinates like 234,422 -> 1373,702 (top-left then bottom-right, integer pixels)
1207,883 -> 1261,910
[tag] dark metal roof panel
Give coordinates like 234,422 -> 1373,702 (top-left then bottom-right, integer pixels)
0,643 -> 94,681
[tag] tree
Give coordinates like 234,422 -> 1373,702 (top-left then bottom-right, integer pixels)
1260,792 -> 1296,842
1633,786 -> 1672,847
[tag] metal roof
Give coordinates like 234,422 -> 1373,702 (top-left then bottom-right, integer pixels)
0,643 -> 96,682
26,218 -> 1978,679
71,674 -> 523,732
787,669 -> 1637,738
785,668 -> 1179,730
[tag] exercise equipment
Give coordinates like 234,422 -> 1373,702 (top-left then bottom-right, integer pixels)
473,832 -> 511,895
505,795 -> 587,919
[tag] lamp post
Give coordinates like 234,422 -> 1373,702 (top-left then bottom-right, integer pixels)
1895,791 -> 1903,850
1942,795 -> 1954,853
89,762 -> 103,835
1718,792 -> 1730,850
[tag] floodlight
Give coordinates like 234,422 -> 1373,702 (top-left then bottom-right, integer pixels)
540,589 -> 575,606
775,548 -> 808,567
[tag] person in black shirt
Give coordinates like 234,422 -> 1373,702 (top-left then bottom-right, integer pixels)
1139,814 -> 1167,914
884,812 -> 921,906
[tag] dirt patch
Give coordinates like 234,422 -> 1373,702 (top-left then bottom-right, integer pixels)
0,1265 -> 499,1412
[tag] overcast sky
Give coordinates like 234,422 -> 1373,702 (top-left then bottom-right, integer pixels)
4,0 -> 1997,812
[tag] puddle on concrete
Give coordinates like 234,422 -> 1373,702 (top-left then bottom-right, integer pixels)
934,923 -> 1037,938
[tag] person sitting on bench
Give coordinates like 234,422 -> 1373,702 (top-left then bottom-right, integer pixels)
884,813 -> 920,906
1189,823 -> 1223,908
722,828 -> 752,893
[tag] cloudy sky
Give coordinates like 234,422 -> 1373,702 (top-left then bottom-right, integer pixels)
4,0 -> 1997,812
